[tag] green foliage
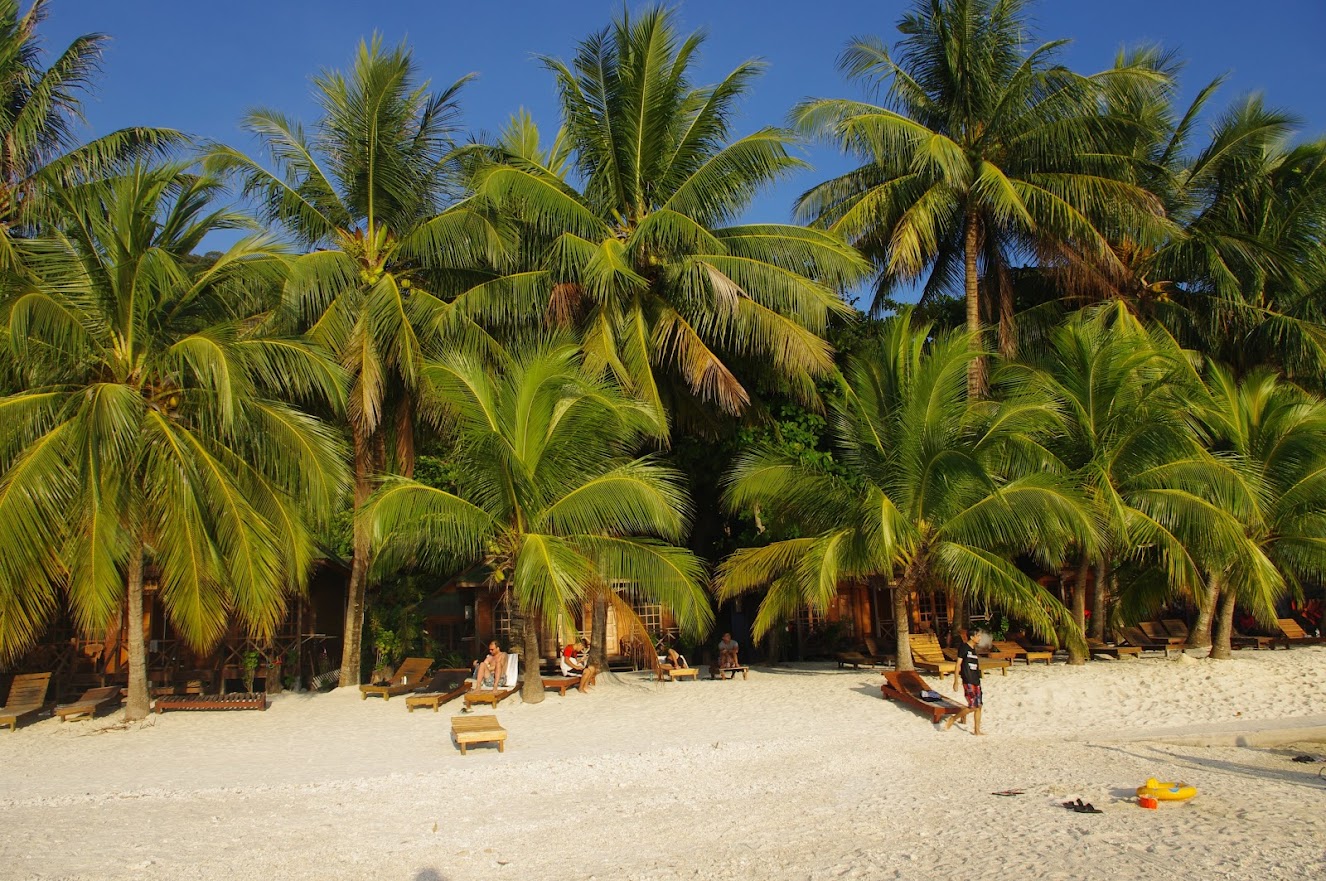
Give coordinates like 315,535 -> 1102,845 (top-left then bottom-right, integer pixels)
716,309 -> 1093,654
462,6 -> 870,427
363,341 -> 715,653
0,163 -> 348,670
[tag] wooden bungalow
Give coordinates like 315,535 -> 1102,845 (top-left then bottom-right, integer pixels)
4,563 -> 348,701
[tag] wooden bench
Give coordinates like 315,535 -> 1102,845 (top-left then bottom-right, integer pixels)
451,715 -> 507,755
711,665 -> 749,680
542,676 -> 581,696
657,665 -> 699,682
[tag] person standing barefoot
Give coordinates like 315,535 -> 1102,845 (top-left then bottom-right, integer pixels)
946,629 -> 984,735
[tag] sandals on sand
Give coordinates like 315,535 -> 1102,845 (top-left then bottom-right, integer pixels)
1062,798 -> 1103,814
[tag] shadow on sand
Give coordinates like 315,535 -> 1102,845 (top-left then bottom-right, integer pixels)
1087,742 -> 1326,791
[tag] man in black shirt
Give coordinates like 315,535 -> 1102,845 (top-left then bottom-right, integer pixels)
946,629 -> 984,735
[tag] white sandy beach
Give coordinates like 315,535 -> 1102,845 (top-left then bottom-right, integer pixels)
2,648 -> 1325,881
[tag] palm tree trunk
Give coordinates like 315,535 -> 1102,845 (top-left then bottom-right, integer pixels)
587,592 -> 609,670
997,262 -> 1016,360
519,610 -> 544,704
1211,586 -> 1237,660
1067,555 -> 1090,665
338,429 -> 374,687
123,533 -> 150,721
964,212 -> 986,398
1189,574 -> 1218,650
894,564 -> 919,672
949,591 -> 968,645
1089,559 -> 1108,640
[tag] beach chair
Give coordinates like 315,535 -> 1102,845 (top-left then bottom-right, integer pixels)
879,670 -> 973,725
359,657 -> 434,701
1087,638 -> 1142,659
54,685 -> 121,722
404,669 -> 472,713
1161,619 -> 1191,644
1140,621 -> 1185,648
1277,618 -> 1326,647
943,646 -> 1009,675
463,654 -> 520,709
909,633 -> 957,676
542,675 -> 583,695
862,637 -> 894,667
0,673 -> 52,731
1121,626 -> 1177,656
835,651 -> 873,669
1231,628 -> 1278,650
994,640 -> 1051,665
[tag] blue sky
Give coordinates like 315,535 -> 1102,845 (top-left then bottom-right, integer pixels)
41,0 -> 1326,247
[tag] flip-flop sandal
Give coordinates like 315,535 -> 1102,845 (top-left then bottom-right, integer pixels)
992,790 -> 1025,796
1292,754 -> 1319,763
1079,803 -> 1103,814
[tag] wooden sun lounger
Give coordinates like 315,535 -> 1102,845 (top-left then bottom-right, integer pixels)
404,670 -> 472,712
1277,618 -> 1326,647
711,665 -> 749,680
451,715 -> 507,755
1140,621 -> 1185,648
862,637 -> 895,667
154,693 -> 267,712
1088,639 -> 1142,658
994,640 -> 1052,665
542,676 -> 582,696
880,670 -> 972,725
1,673 -> 51,732
835,651 -> 874,669
1231,628 -> 1278,650
464,687 -> 518,709
359,657 -> 434,701
656,665 -> 698,682
909,633 -> 957,676
1161,619 -> 1191,643
1122,626 -> 1178,656
943,647 -> 1009,675
54,686 -> 121,722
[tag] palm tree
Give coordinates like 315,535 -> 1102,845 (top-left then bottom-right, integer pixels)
208,38 -> 500,686
715,310 -> 1092,670
1006,305 -> 1265,659
0,0 -> 180,267
794,0 -> 1162,396
0,163 -> 347,719
1196,366 -> 1326,659
1056,50 -> 1326,379
464,6 -> 868,423
362,341 -> 713,703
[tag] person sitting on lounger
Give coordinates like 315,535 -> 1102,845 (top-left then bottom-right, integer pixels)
561,639 -> 587,675
718,633 -> 739,673
474,641 -> 508,690
666,647 -> 688,668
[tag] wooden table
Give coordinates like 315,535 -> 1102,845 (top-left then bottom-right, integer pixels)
451,715 -> 507,755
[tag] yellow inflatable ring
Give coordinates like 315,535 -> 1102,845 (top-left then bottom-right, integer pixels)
1136,778 -> 1197,801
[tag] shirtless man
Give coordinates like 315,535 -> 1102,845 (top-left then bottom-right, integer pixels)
474,641 -> 507,691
